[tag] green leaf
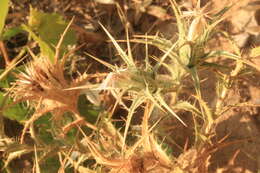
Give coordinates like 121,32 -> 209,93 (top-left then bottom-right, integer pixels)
25,8 -> 77,61
77,95 -> 100,124
0,0 -> 9,37
29,8 -> 76,47
2,26 -> 24,41
0,69 -> 29,122
40,156 -> 60,173
189,67 -> 201,97
34,113 -> 54,144
0,95 -> 29,122
22,24 -> 55,62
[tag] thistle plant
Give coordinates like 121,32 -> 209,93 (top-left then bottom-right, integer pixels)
2,0 -> 259,172
130,0 -> 245,140
7,20 -> 96,144
86,21 -> 207,154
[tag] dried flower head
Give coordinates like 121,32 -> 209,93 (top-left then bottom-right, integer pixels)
8,57 -> 95,143
9,57 -> 87,115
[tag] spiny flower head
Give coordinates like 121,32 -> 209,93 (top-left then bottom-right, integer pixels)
9,57 -> 88,114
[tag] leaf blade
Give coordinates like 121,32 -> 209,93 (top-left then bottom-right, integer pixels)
0,0 -> 9,37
